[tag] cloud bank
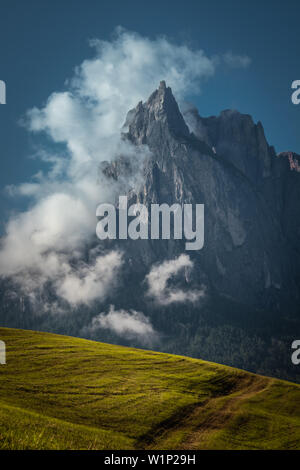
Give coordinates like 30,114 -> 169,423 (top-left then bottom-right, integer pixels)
0,28 -> 249,310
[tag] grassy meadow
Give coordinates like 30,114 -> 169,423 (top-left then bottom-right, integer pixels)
0,327 -> 300,450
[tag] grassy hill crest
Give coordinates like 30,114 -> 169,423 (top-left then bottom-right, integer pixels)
0,327 -> 300,450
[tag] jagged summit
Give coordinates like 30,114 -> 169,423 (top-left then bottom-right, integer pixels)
125,81 -> 190,145
121,82 -> 299,192
146,79 -> 175,106
125,83 -> 283,185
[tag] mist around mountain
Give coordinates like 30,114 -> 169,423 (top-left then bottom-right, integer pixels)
1,81 -> 300,383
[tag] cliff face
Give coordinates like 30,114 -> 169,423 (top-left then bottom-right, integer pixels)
183,105 -> 274,183
109,81 -> 300,317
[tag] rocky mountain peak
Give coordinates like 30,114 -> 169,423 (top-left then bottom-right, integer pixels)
124,81 -> 190,146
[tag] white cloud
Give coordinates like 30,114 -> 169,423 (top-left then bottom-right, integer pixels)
0,248 -> 122,309
0,28 -> 247,310
223,51 -> 251,68
146,254 -> 205,305
55,251 -> 122,307
83,304 -> 156,341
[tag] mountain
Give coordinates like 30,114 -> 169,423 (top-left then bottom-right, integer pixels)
119,81 -> 298,310
1,327 -> 300,450
100,81 -> 300,382
1,82 -> 300,383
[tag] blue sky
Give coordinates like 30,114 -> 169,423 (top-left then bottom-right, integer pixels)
0,0 -> 299,227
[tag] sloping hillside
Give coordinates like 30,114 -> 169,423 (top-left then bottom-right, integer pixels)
0,327 -> 299,450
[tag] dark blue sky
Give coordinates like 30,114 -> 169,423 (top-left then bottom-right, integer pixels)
0,0 -> 299,225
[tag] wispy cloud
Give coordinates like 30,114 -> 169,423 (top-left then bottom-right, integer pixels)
145,254 -> 205,305
55,251 -> 123,307
223,51 -> 251,68
82,305 -> 156,343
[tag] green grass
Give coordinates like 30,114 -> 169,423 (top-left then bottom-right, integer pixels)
0,327 -> 300,450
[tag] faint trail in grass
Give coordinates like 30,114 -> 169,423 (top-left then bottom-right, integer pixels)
180,376 -> 271,450
136,374 -> 271,450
